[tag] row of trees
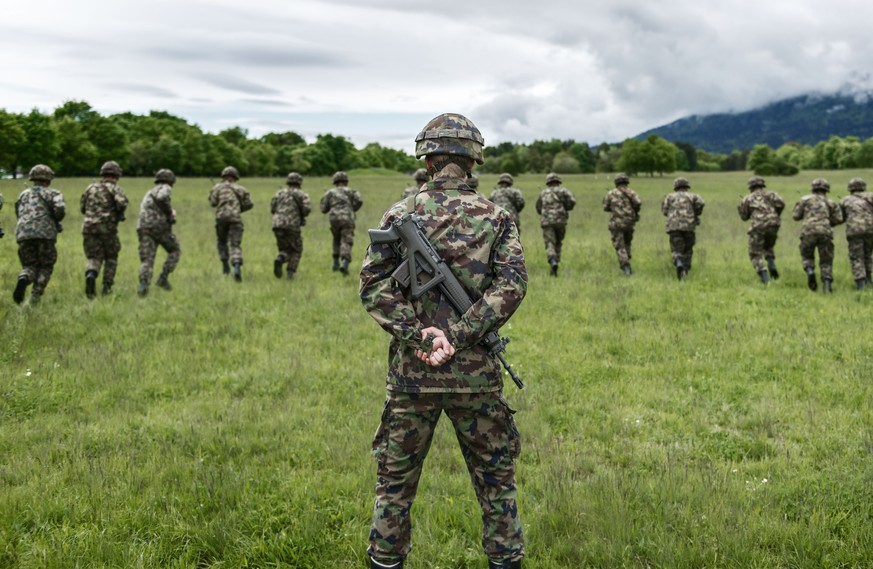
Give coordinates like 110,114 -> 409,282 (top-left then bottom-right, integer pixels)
0,102 -> 418,178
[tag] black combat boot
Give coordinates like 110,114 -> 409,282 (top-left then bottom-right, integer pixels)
102,282 -> 113,296
548,257 -> 558,277
222,260 -> 231,275
332,255 -> 340,271
274,256 -> 284,279
13,275 -> 30,304
156,271 -> 172,290
767,258 -> 779,280
85,270 -> 98,299
806,267 -> 817,291
233,263 -> 242,282
758,270 -> 770,285
856,278 -> 865,291
369,557 -> 403,568
138,280 -> 149,297
623,264 -> 633,276
823,278 -> 833,293
489,558 -> 522,569
339,258 -> 350,276
675,259 -> 685,280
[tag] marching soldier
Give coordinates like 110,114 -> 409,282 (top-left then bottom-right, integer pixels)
271,172 -> 312,279
81,160 -> 128,297
792,178 -> 844,292
137,169 -> 180,297
737,176 -> 785,284
602,173 -> 641,275
401,168 -> 429,199
490,173 -> 525,233
320,171 -> 362,275
209,166 -> 253,281
839,177 -> 873,290
661,177 -> 705,280
536,172 -> 576,276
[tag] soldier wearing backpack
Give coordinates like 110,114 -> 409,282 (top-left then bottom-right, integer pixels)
661,177 -> 705,280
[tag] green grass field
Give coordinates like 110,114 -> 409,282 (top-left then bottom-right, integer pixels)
2,171 -> 872,568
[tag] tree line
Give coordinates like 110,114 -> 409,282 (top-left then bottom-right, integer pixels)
2,101 -> 873,179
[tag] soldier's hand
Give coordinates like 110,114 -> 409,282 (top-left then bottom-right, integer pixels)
415,327 -> 455,367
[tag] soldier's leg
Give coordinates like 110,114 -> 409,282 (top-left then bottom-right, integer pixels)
447,392 -> 524,564
668,231 -> 683,267
340,223 -> 355,261
685,231 -> 696,269
369,392 -> 441,565
553,225 -> 566,262
215,221 -> 230,262
31,240 -> 58,297
847,236 -> 866,281
228,223 -> 244,266
748,232 -> 766,273
610,229 -> 628,268
864,235 -> 873,283
625,228 -> 635,261
799,236 -> 817,290
83,233 -> 103,276
102,234 -> 121,288
287,229 -> 304,275
330,223 -> 342,257
138,230 -> 158,285
819,235 -> 835,284
159,232 -> 181,276
15,240 -> 39,303
542,225 -> 557,259
274,228 -> 289,277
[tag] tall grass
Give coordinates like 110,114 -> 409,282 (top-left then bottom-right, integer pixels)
2,170 -> 872,567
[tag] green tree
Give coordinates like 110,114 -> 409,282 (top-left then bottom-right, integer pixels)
551,152 -> 581,174
0,111 -> 26,175
568,142 -> 594,173
54,116 -> 98,175
18,110 -> 60,177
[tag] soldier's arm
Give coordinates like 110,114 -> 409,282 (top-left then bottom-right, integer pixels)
297,191 -> 312,217
772,192 -> 785,214
80,189 -> 88,215
114,187 -> 129,210
661,196 -> 669,216
535,194 -> 543,215
830,200 -> 845,226
694,194 -> 705,216
239,187 -> 254,212
738,197 -> 750,221
602,193 -> 612,212
319,191 -> 331,214
208,186 -> 218,207
562,189 -> 577,211
791,200 -> 805,221
52,191 -> 66,222
155,187 -> 174,216
351,190 -> 363,211
514,190 -> 525,212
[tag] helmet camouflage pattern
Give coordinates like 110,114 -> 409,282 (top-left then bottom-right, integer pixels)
811,178 -> 830,192
413,168 -> 428,183
332,171 -> 349,184
848,177 -> 866,192
673,177 -> 691,190
100,160 -> 122,178
614,173 -> 630,185
286,172 -> 303,185
154,169 -> 176,184
28,164 -> 54,183
221,166 -> 240,180
498,173 -> 514,185
466,175 -> 479,189
747,175 -> 766,189
545,172 -> 562,185
414,113 -> 484,165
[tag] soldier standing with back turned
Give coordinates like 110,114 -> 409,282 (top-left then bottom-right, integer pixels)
361,113 -> 527,569
661,177 -> 705,280
209,166 -> 253,282
137,169 -> 180,297
490,173 -> 525,233
401,168 -> 429,200
320,170 -> 362,275
737,175 -> 784,285
839,177 -> 873,290
13,164 -> 65,304
271,172 -> 312,279
602,172 -> 641,276
81,160 -> 129,297
536,172 -> 575,276
792,178 -> 843,292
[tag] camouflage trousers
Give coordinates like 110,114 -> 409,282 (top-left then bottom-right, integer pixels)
541,223 -> 566,261
369,390 -> 524,565
846,234 -> 873,280
668,230 -> 696,268
799,234 -> 834,280
747,227 -> 779,273
330,220 -> 355,261
273,227 -> 304,274
216,221 -> 244,265
17,239 -> 57,296
609,227 -> 635,268
138,228 -> 180,284
83,232 -> 121,285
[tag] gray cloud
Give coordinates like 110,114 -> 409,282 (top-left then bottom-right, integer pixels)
104,84 -> 177,98
194,75 -> 281,96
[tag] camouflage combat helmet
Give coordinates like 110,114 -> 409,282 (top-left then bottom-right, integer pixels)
154,169 -> 176,184
100,160 -> 122,178
614,173 -> 630,186
413,168 -> 429,183
498,173 -> 514,185
811,178 -> 830,192
848,177 -> 867,192
747,175 -> 766,189
673,177 -> 691,190
414,113 -> 484,165
221,166 -> 240,180
332,171 -> 349,184
467,175 -> 479,189
286,172 -> 303,185
28,164 -> 54,183
545,172 -> 562,185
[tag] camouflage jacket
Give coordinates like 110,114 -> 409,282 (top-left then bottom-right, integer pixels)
603,185 -> 642,230
536,185 -> 576,227
661,189 -> 705,232
840,192 -> 873,237
360,176 -> 528,393
209,181 -> 253,223
490,186 -> 525,222
80,181 -> 129,235
271,187 -> 312,229
792,193 -> 843,237
738,189 -> 784,232
138,184 -> 175,231
320,186 -> 362,224
15,185 -> 65,242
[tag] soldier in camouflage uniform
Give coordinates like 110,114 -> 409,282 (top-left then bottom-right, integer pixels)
137,169 -> 180,297
738,176 -> 785,284
209,166 -> 253,282
839,177 -> 873,290
13,165 -> 65,304
792,178 -> 844,292
320,171 -> 362,275
80,160 -> 129,297
602,173 -> 641,276
271,172 -> 312,279
536,172 -> 576,276
467,174 -> 480,190
361,113 -> 527,569
401,168 -> 429,200
661,177 -> 705,280
490,173 -> 525,233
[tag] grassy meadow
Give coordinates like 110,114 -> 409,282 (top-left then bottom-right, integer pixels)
1,170 -> 873,568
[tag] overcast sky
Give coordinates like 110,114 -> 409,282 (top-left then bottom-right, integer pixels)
3,0 -> 873,151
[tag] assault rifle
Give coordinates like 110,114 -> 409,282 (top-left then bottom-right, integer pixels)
369,214 -> 524,389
